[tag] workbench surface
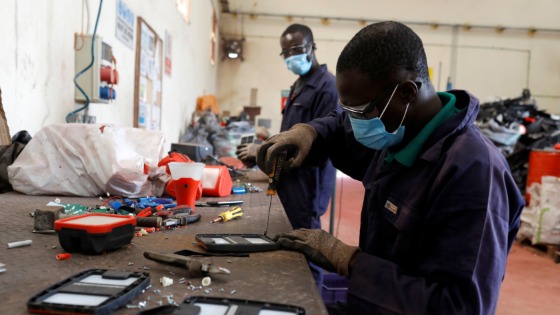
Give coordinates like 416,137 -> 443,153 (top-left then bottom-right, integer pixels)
0,170 -> 327,314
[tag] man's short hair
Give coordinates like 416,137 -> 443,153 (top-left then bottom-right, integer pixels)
282,23 -> 315,45
336,21 -> 430,85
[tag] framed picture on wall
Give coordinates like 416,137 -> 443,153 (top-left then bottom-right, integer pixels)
134,17 -> 163,130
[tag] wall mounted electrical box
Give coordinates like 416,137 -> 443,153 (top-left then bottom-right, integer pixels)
74,34 -> 118,103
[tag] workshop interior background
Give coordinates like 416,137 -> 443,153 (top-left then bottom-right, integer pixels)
1,0 -> 559,143
1,0 -> 560,314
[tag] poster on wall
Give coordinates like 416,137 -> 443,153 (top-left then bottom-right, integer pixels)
115,0 -> 135,49
134,17 -> 163,131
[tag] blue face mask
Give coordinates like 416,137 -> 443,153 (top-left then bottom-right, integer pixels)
284,53 -> 313,76
349,115 -> 406,150
348,85 -> 409,150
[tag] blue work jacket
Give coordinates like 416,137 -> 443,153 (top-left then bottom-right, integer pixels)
278,64 -> 339,229
308,90 -> 524,314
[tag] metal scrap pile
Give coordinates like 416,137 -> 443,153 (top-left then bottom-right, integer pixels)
475,89 -> 560,196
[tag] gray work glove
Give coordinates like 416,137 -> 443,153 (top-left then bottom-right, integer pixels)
256,123 -> 317,175
275,229 -> 360,277
235,143 -> 261,168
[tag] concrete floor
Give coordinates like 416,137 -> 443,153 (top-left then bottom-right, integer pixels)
321,173 -> 560,315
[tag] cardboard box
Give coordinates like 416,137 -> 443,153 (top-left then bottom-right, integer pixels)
0,87 -> 11,145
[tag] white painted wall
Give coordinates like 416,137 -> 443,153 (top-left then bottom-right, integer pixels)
217,0 -> 560,135
0,0 -> 219,150
1,0 -> 558,143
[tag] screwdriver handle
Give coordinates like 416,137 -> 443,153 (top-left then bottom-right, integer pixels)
221,206 -> 244,222
212,206 -> 244,223
267,152 -> 287,196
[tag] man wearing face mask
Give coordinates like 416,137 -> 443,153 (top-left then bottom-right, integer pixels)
257,21 -> 524,314
236,24 -> 338,231
236,24 -> 339,292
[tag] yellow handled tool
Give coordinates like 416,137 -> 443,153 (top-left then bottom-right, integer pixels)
266,152 -> 287,196
210,206 -> 244,223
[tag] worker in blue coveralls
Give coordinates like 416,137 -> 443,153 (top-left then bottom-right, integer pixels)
257,21 -> 524,314
237,23 -> 338,230
236,23 -> 339,291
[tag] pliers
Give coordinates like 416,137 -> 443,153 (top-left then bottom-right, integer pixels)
143,251 -> 230,277
157,205 -> 201,226
137,206 -> 155,217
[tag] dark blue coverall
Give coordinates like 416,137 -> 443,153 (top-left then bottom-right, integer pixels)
278,64 -> 339,230
308,90 -> 525,314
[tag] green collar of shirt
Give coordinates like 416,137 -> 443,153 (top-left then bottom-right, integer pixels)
385,92 -> 459,167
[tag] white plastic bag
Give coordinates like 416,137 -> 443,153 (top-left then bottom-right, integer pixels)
521,176 -> 560,245
8,123 -> 166,197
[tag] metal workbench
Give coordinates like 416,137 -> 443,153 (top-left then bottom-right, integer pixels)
0,170 -> 327,314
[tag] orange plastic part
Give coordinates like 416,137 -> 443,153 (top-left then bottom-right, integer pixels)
201,165 -> 232,197
166,180 -> 203,200
56,253 -> 71,260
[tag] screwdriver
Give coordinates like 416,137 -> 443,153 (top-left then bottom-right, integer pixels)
266,152 -> 287,196
264,152 -> 287,236
210,206 -> 244,223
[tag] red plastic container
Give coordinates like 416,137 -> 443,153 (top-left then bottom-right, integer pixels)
526,149 -> 560,204
201,165 -> 232,197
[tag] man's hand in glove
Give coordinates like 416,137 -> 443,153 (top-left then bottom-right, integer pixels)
235,143 -> 261,168
257,123 -> 317,174
275,229 -> 360,277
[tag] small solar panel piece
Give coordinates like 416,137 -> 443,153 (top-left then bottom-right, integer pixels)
27,269 -> 150,314
240,133 -> 256,145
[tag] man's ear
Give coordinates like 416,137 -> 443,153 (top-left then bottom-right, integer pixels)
398,80 -> 420,103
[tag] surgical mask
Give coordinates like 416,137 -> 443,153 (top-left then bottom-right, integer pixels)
348,87 -> 409,150
284,53 -> 312,76
349,115 -> 407,150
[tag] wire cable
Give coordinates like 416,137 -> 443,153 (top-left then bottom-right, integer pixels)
67,0 -> 103,123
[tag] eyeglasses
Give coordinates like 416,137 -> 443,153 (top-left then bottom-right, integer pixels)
338,81 -> 422,119
280,44 -> 311,57
338,83 -> 400,119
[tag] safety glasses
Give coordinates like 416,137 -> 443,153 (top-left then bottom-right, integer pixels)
338,83 -> 400,119
338,82 -> 422,119
279,44 -> 311,58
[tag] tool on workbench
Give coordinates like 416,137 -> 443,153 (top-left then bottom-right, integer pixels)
136,206 -> 155,217
264,151 -> 287,236
140,204 -> 200,228
143,251 -> 230,277
155,205 -> 191,218
136,216 -> 162,228
162,212 -> 201,227
210,206 -> 244,223
195,200 -> 243,207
